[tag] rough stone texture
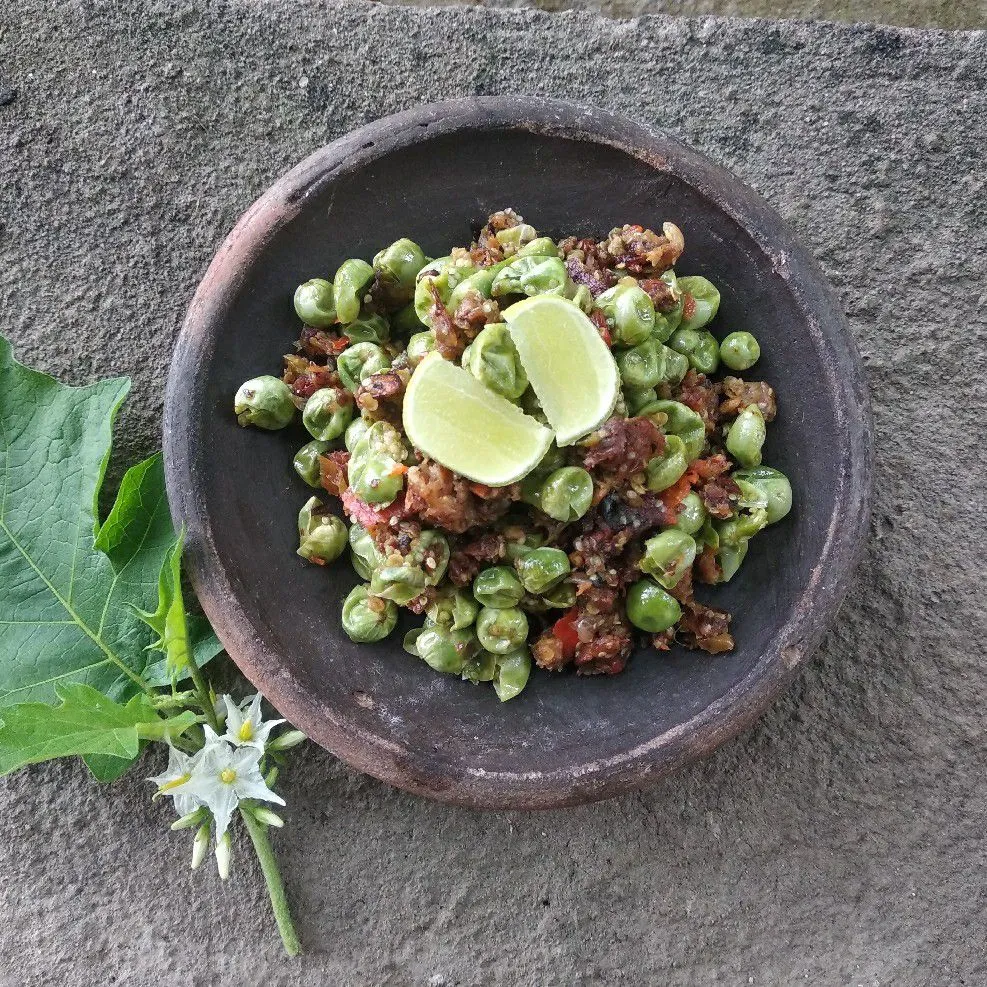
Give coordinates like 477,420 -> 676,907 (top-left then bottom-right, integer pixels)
0,2 -> 985,985
380,0 -> 987,31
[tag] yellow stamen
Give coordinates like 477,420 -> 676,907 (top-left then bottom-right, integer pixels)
219,768 -> 237,785
238,721 -> 254,742
159,772 -> 191,793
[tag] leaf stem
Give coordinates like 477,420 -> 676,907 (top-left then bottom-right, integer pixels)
125,664 -> 159,698
170,736 -> 198,755
185,651 -> 220,733
241,808 -> 301,956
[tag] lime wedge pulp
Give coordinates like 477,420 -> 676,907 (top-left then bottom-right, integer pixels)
403,353 -> 554,487
502,296 -> 619,446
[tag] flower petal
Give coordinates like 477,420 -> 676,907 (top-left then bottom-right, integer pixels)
230,745 -> 263,773
221,695 -> 246,746
208,783 -> 240,839
201,724 -> 225,749
148,745 -> 193,789
245,693 -> 263,722
250,718 -> 286,749
174,791 -> 202,817
235,775 -> 286,807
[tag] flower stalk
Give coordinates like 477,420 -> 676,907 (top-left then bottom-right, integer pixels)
241,806 -> 301,956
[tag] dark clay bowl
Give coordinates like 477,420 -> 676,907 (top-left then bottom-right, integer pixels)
164,98 -> 872,809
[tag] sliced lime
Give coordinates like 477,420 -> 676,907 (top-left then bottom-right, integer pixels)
502,296 -> 619,446
402,353 -> 553,486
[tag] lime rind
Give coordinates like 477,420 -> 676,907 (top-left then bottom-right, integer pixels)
502,296 -> 619,446
403,354 -> 554,487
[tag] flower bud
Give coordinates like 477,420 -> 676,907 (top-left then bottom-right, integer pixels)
171,807 -> 207,831
272,725 -> 307,749
215,831 -> 232,880
191,823 -> 210,870
250,806 -> 285,828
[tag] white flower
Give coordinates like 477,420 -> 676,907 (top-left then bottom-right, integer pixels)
181,730 -> 285,839
221,693 -> 284,751
148,745 -> 201,818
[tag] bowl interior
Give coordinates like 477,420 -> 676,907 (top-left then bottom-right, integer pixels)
172,109 -> 860,807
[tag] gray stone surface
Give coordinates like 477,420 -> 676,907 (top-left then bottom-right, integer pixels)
1,2 -> 985,984
382,0 -> 987,31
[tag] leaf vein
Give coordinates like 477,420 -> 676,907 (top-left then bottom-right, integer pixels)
0,620 -> 77,626
0,410 -> 9,523
0,658 -> 113,701
0,517 -> 149,695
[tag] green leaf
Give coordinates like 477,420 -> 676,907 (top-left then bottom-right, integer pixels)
0,683 -> 199,775
93,452 -> 169,560
83,751 -> 141,782
96,452 -> 221,687
0,336 -> 221,710
134,532 -> 192,681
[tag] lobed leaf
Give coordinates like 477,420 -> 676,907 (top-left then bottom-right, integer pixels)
0,334 -> 223,779
0,336 -> 220,708
0,682 -> 198,775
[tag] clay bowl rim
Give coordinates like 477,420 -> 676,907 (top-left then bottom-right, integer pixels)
163,96 -> 873,810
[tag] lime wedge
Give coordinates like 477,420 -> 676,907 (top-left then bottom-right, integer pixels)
403,353 -> 553,486
502,296 -> 619,446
